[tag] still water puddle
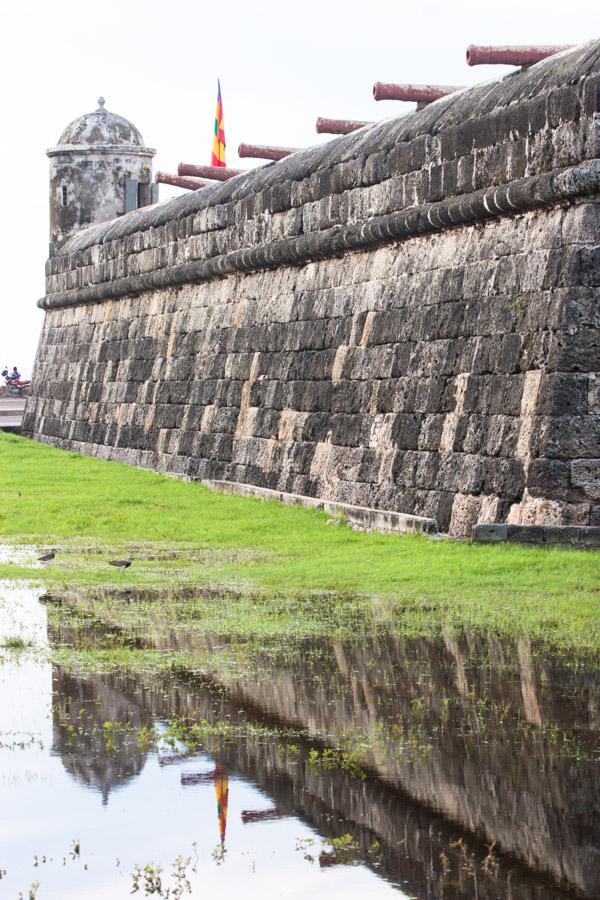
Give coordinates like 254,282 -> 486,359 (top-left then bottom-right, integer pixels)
1,583 -> 599,899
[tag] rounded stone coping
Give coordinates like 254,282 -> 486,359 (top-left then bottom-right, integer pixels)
47,144 -> 156,158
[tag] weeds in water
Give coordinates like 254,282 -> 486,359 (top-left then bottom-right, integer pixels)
319,833 -> 360,867
307,747 -> 366,780
171,857 -> 192,897
450,838 -> 476,878
2,636 -> 31,651
295,837 -> 317,864
17,885 -> 40,900
482,842 -> 499,877
0,732 -> 43,752
130,857 -> 192,897
211,844 -> 227,866
131,862 -> 163,895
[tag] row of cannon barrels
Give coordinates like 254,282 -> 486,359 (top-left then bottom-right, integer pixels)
156,44 -> 574,191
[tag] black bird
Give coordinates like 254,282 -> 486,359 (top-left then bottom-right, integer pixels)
38,550 -> 56,562
109,559 -> 132,569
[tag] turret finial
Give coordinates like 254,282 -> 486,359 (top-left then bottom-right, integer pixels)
97,96 -> 106,109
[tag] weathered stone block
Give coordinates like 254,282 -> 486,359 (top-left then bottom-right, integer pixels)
506,525 -> 546,543
543,526 -> 582,545
541,416 -> 600,459
578,526 -> 600,548
571,459 -> 600,500
528,458 -> 573,499
472,523 -> 508,543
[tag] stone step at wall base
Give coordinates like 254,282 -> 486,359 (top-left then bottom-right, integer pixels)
203,479 -> 438,536
473,523 -> 600,548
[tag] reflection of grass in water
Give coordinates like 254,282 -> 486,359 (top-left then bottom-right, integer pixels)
1,635 -> 31,650
47,582 -> 600,663
0,431 -> 599,652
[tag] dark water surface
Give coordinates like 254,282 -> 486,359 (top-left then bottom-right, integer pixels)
1,584 -> 599,899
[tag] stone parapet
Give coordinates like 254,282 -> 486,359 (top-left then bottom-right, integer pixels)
39,160 -> 600,311
42,44 -> 600,305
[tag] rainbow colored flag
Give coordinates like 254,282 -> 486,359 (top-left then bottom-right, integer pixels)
211,80 -> 226,167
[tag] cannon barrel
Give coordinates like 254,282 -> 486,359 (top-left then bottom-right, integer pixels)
316,117 -> 373,135
373,82 -> 462,103
238,143 -> 299,161
466,44 -> 573,66
178,163 -> 247,180
155,172 -> 209,191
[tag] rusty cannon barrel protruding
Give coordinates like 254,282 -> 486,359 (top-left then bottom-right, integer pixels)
373,82 -> 463,104
238,143 -> 299,161
316,117 -> 373,135
155,172 -> 210,191
178,163 -> 247,181
466,44 -> 574,67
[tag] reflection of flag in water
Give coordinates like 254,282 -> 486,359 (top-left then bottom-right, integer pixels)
211,80 -> 226,167
214,763 -> 229,844
180,763 -> 229,843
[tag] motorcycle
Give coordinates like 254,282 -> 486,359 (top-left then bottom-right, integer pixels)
1,369 -> 31,397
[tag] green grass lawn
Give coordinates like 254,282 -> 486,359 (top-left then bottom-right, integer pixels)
0,431 -> 598,651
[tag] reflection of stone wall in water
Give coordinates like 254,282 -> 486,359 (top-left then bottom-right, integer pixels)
152,628 -> 600,897
56,638 -> 598,899
212,727 -> 572,900
52,669 -> 152,804
25,43 -> 600,536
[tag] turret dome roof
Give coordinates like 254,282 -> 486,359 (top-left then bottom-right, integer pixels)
56,97 -> 145,147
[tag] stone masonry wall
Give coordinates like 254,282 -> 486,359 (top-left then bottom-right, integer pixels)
24,43 -> 600,535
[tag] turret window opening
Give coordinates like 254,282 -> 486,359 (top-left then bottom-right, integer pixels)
61,185 -> 68,207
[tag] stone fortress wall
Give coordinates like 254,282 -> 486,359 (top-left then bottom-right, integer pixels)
24,43 -> 600,536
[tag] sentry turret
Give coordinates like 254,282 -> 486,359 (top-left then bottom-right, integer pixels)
47,97 -> 156,252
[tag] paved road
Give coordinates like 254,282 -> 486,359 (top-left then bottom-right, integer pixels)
0,397 -> 26,430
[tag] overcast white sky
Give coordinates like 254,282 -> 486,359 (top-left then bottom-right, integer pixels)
0,0 -> 597,376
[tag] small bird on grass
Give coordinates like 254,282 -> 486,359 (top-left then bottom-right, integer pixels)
38,550 -> 56,562
109,559 -> 132,570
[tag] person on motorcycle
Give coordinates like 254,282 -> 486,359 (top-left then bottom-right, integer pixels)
1,367 -> 30,394
2,367 -> 18,383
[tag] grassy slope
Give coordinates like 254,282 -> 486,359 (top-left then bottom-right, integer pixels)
0,432 -> 598,649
